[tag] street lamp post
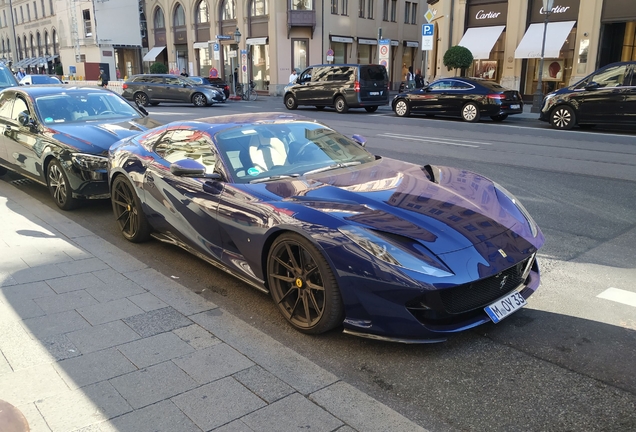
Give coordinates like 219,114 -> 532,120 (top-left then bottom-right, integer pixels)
531,0 -> 554,113
232,27 -> 241,97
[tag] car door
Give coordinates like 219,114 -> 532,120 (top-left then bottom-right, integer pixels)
142,125 -> 225,259
623,64 -> 636,123
447,79 -> 476,114
411,80 -> 453,113
0,91 -> 15,167
1,92 -> 44,181
293,68 -> 317,105
574,63 -> 629,124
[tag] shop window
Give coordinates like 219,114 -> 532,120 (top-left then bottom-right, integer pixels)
469,31 -> 505,82
83,9 -> 92,37
251,44 -> 270,91
358,44 -> 371,64
333,42 -> 346,63
293,39 -> 308,71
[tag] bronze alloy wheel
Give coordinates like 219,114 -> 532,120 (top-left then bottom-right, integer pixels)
267,233 -> 343,334
111,175 -> 150,242
47,159 -> 78,210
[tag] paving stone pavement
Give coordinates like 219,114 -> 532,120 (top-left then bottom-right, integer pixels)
0,180 -> 428,432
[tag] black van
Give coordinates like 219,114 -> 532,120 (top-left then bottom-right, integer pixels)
284,64 -> 389,113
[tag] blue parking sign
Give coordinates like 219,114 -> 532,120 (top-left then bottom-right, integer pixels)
422,24 -> 434,36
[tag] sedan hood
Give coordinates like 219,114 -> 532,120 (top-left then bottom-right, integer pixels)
253,158 -> 539,255
47,116 -> 162,154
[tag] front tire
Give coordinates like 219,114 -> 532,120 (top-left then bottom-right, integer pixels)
47,159 -> 78,210
267,233 -> 343,334
111,175 -> 151,243
364,106 -> 378,113
394,99 -> 410,117
134,92 -> 149,107
550,105 -> 576,130
490,114 -> 508,122
334,96 -> 349,113
461,102 -> 480,122
285,94 -> 298,110
192,93 -> 207,107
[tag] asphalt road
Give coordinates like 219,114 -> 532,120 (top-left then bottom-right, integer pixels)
3,98 -> 635,431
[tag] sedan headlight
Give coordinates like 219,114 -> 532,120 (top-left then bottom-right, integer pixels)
493,182 -> 539,237
71,153 -> 108,171
339,226 -> 453,277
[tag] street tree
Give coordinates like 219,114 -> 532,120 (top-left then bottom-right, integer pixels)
443,46 -> 474,77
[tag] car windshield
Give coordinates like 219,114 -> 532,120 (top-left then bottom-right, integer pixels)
215,122 -> 375,183
35,92 -> 142,124
31,75 -> 62,84
0,66 -> 18,88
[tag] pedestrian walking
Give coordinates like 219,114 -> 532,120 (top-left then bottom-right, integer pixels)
414,69 -> 424,88
98,69 -> 109,87
288,68 -> 299,84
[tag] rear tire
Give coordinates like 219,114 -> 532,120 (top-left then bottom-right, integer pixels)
364,106 -> 378,113
394,99 -> 410,117
550,105 -> 575,130
285,94 -> 298,110
334,96 -> 349,113
461,102 -> 480,122
134,92 -> 149,107
490,114 -> 508,122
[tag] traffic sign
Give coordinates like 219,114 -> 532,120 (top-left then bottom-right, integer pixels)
217,35 -> 231,40
422,23 -> 435,51
424,9 -> 434,23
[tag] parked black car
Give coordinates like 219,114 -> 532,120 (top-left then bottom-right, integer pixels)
188,76 -> 230,98
284,64 -> 389,113
392,77 -> 523,122
539,61 -> 636,130
121,74 -> 226,107
0,86 -> 161,210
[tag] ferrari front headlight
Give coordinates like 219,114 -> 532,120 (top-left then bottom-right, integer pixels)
339,226 -> 453,277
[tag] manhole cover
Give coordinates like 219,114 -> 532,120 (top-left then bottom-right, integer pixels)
0,400 -> 29,432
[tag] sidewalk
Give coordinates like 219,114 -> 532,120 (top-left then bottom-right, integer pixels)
0,180 -> 428,432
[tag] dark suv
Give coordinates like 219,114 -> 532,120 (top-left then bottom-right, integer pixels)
539,61 -> 636,129
122,74 -> 226,107
284,64 -> 389,113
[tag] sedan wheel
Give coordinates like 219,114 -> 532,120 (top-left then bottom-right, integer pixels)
134,92 -> 149,107
334,96 -> 349,113
394,99 -> 410,117
461,103 -> 480,122
47,159 -> 78,210
111,175 -> 151,243
285,94 -> 298,110
192,93 -> 207,107
551,106 -> 576,130
267,233 -> 343,334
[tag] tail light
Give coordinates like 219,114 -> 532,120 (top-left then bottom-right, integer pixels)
354,81 -> 360,92
224,85 -> 229,91
122,83 -> 128,89
487,94 -> 506,99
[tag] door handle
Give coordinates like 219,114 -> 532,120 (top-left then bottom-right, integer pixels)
4,125 -> 11,135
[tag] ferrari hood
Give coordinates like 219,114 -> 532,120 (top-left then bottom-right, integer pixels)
47,116 -> 162,154
254,158 -> 539,255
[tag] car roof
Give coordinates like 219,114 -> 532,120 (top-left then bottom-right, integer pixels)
156,113 -> 313,135
4,86 -> 114,96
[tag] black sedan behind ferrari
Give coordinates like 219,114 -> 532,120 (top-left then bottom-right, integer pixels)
392,77 -> 523,122
0,86 -> 161,210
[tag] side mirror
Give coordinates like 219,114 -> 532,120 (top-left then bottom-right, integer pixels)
135,101 -> 148,116
17,111 -> 34,127
351,134 -> 367,147
584,81 -> 600,91
169,159 -> 222,180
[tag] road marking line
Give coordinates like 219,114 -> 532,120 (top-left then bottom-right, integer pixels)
147,112 -> 192,116
597,288 -> 636,308
381,132 -> 493,146
378,135 -> 479,148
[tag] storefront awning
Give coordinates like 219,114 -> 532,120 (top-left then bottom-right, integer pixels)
358,38 -> 377,45
457,25 -> 505,60
390,40 -> 399,46
403,41 -> 419,48
143,46 -> 166,62
514,21 -> 576,59
246,37 -> 268,45
330,36 -> 354,44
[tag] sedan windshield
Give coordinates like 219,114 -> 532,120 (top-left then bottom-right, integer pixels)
215,122 -> 375,183
30,75 -> 63,84
35,92 -> 142,124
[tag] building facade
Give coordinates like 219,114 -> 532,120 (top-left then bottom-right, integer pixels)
144,0 -> 431,94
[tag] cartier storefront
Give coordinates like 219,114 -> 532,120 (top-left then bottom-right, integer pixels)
515,0 -> 580,99
458,0 -> 508,82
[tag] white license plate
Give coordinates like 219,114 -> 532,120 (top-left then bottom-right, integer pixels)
484,291 -> 526,323
510,104 -> 520,109
369,91 -> 380,96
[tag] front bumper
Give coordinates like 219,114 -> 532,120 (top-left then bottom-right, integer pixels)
58,156 -> 110,199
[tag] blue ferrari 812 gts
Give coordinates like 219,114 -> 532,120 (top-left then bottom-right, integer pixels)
108,113 -> 544,343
